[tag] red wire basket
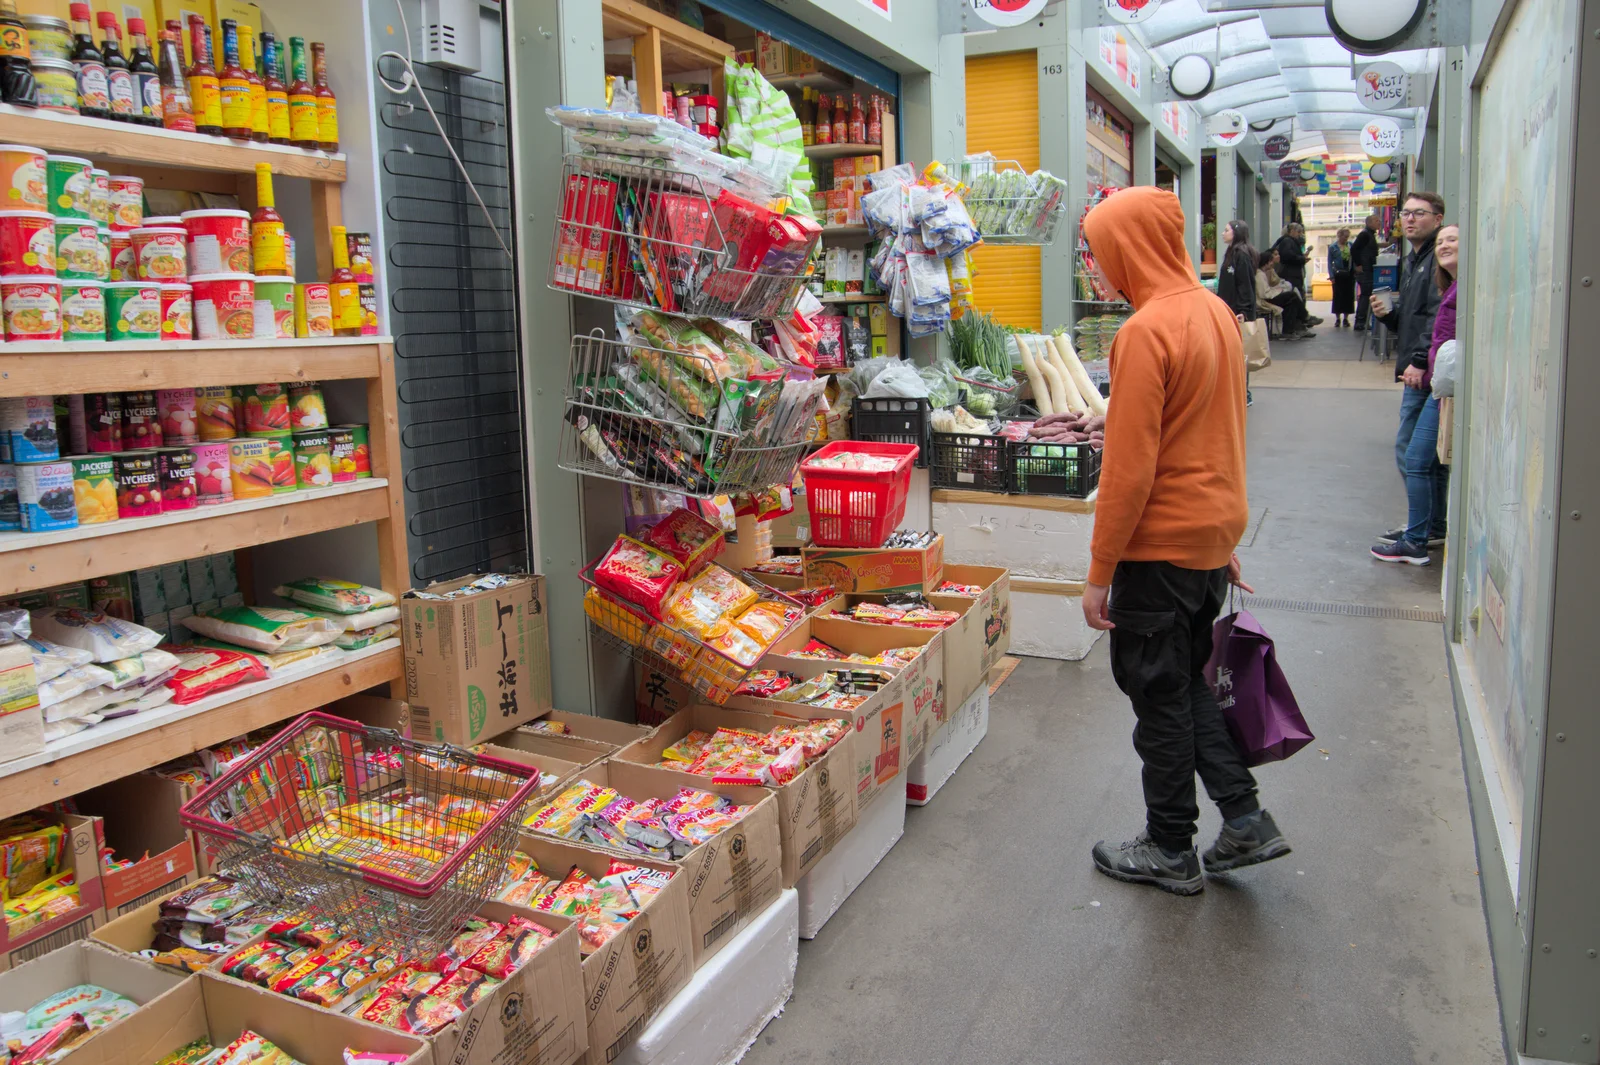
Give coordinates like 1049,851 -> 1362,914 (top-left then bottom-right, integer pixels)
800,441 -> 919,547
179,711 -> 542,957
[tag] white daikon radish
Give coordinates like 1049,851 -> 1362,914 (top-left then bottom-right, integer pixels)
1043,338 -> 1088,414
1050,334 -> 1107,415
1031,336 -> 1072,415
1017,336 -> 1055,415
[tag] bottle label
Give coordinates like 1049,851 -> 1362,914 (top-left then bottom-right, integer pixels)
107,67 -> 135,115
161,84 -> 196,131
76,61 -> 109,110
138,72 -> 160,118
266,91 -> 290,139
249,83 -> 267,134
192,73 -> 221,126
289,93 -> 318,141
0,25 -> 28,60
316,99 -> 337,144
251,220 -> 286,273
220,75 -> 251,129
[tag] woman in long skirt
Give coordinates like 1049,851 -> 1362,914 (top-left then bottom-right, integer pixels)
1328,227 -> 1356,327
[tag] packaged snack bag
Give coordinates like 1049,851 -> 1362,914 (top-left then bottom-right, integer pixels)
592,536 -> 684,617
641,507 -> 724,576
273,577 -> 396,614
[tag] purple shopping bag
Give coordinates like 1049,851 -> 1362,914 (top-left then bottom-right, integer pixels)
1203,607 -> 1314,766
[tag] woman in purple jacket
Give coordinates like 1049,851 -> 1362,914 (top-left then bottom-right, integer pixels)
1373,224 -> 1457,565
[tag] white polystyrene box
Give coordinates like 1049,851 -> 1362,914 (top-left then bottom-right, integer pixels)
907,685 -> 989,806
1010,579 -> 1103,661
931,497 -> 1095,581
795,773 -> 908,940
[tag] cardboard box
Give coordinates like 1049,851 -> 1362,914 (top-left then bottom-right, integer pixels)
156,0 -> 212,67
402,573 -> 553,746
801,536 -> 945,595
492,726 -> 615,777
614,706 -> 858,888
479,739 -> 588,801
938,564 -> 1013,694
530,708 -> 655,749
0,814 -> 106,970
76,774 -> 199,915
754,31 -> 788,76
635,663 -> 694,727
524,760 -> 783,969
0,941 -> 186,1060
210,0 -> 259,40
118,970 -> 428,1065
91,879 -> 203,962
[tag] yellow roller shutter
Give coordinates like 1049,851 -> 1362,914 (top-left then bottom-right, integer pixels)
965,51 -> 1040,331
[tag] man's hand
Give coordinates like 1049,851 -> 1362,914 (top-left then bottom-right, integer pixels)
1369,294 -> 1388,317
1402,364 -> 1425,389
1226,552 -> 1255,594
1082,581 -> 1114,631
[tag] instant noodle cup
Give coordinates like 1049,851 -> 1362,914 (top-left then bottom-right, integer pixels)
107,175 -> 143,232
196,386 -> 237,440
121,390 -> 163,449
0,211 -> 55,275
54,220 -> 105,280
287,382 -> 327,430
191,273 -> 254,340
229,437 -> 274,499
105,282 -> 160,340
252,275 -> 294,339
191,440 -> 233,504
181,209 -> 251,275
295,282 -> 332,338
291,429 -> 333,489
115,450 -> 162,516
88,169 -> 110,227
131,226 -> 186,281
16,460 -> 76,531
108,231 -> 134,280
47,155 -> 92,219
1,275 -> 61,341
70,455 -> 117,524
328,426 -> 356,483
158,447 -> 197,510
159,282 -> 192,340
0,145 -> 46,210
244,384 -> 290,435
157,388 -> 198,445
59,280 -> 105,342
255,430 -> 296,494
32,59 -> 76,114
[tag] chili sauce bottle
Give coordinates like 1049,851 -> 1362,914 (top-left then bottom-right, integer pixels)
251,163 -> 288,276
260,32 -> 290,145
217,18 -> 250,139
186,14 -> 221,135
311,42 -> 337,153
287,37 -> 318,150
240,23 -> 266,142
328,225 -> 361,337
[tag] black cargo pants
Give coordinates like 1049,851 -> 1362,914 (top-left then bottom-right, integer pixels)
1108,560 -> 1260,852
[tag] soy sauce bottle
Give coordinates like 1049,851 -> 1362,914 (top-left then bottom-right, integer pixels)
126,18 -> 160,126
96,11 -> 135,121
68,2 -> 109,119
0,1 -> 38,108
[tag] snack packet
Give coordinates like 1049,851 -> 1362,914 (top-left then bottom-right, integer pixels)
274,577 -> 397,614
640,508 -> 724,576
591,537 -> 684,618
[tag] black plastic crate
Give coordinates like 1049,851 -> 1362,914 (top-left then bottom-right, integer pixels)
928,431 -> 1010,493
852,397 -> 931,467
1009,439 -> 1102,498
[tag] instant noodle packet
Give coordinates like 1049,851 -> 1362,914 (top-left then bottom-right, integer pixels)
641,507 -> 724,576
591,536 -> 684,618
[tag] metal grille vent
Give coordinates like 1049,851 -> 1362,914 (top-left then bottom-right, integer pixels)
1246,597 -> 1444,624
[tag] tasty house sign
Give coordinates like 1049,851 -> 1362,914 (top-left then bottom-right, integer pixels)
1357,62 -> 1410,111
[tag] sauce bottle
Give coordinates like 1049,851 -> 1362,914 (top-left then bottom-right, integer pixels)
68,3 -> 108,119
186,14 -> 221,135
848,93 -> 865,144
287,37 -> 317,150
328,225 -> 361,337
126,18 -> 159,126
240,24 -> 266,142
867,95 -> 883,145
97,11 -> 134,121
311,42 -> 337,152
217,18 -> 250,139
814,92 -> 831,145
260,32 -> 289,145
157,23 -> 194,132
798,87 -> 814,146
0,1 -> 38,108
250,163 -> 287,276
831,93 -> 847,145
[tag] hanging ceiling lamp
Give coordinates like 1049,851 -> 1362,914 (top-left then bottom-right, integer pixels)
1325,0 -> 1428,54
1168,53 -> 1214,100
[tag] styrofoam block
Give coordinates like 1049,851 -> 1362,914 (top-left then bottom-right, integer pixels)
1011,582 -> 1103,661
613,889 -> 799,1065
932,499 -> 1094,581
795,773 -> 907,940
898,467 -> 931,533
907,686 -> 989,806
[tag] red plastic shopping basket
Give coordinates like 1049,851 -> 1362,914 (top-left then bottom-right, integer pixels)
800,441 -> 919,547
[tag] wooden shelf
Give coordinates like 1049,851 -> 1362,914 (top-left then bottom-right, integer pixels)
0,478 -> 392,597
769,72 -> 853,92
0,642 -> 400,819
0,338 -> 391,398
821,224 -> 870,236
819,294 -> 884,303
603,0 -> 734,117
805,142 -> 885,161
0,104 -> 347,182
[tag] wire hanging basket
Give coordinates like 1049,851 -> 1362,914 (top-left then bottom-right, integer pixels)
179,712 -> 542,958
960,158 -> 1069,245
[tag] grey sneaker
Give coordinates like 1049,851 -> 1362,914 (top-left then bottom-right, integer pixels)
1202,810 -> 1292,873
1377,526 -> 1446,547
1091,833 -> 1203,895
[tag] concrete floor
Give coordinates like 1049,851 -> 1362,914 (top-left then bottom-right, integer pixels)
742,321 -> 1504,1065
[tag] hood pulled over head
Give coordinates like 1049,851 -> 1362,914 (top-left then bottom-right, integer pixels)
1080,186 -> 1197,309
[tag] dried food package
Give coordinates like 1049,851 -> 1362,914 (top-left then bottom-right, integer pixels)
591,536 -> 684,618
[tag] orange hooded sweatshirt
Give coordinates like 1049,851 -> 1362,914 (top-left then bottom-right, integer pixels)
1080,186 -> 1248,586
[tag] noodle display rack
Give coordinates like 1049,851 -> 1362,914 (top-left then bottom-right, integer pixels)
960,158 -> 1068,246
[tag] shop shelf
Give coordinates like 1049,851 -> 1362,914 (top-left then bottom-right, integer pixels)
820,224 -> 870,236
0,103 -> 347,180
960,158 -> 1067,246
767,71 -> 854,93
803,142 -> 884,161
0,338 -> 390,398
851,397 -> 930,467
0,478 -> 391,597
928,431 -> 1010,493
1009,439 -> 1101,498
817,294 -> 885,303
0,641 -> 400,821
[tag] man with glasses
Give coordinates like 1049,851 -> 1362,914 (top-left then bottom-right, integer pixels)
1370,191 -> 1446,564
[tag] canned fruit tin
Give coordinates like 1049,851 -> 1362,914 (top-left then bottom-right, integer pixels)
106,282 -> 161,339
32,58 -> 76,113
0,145 -> 46,210
335,423 -> 372,478
55,220 -> 106,279
359,283 -> 379,335
328,427 -> 356,483
88,169 -> 110,227
157,388 -> 198,445
0,276 -> 61,341
22,17 -> 71,61
191,441 -> 233,505
287,382 -> 328,430
292,428 -> 333,489
109,231 -> 134,280
47,155 -> 93,219
191,273 -> 254,340
131,226 -> 186,281
158,448 -> 197,510
159,282 -> 192,340
0,395 -> 58,463
69,392 -> 122,453
70,455 -> 117,524
0,211 -> 55,274
60,280 -> 105,342
181,209 -> 251,275
107,175 -> 144,232
16,460 -> 77,531
252,275 -> 295,339
258,431 -> 297,494
114,451 -> 161,517
295,282 -> 332,338
243,384 -> 290,435
121,390 -> 163,450
229,437 -> 275,500
0,465 -> 17,531
196,387 -> 237,440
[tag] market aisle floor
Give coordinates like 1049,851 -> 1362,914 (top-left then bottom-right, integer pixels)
741,386 -> 1501,1065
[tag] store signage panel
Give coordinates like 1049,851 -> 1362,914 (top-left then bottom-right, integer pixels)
1356,61 -> 1409,111
860,0 -> 891,18
1098,26 -> 1143,93
1103,0 -> 1161,24
1207,109 -> 1247,147
971,0 -> 1046,26
1263,134 -> 1291,160
1360,116 -> 1404,157
1158,101 -> 1192,141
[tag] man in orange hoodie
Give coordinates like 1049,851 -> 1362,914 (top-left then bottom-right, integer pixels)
1079,187 -> 1290,895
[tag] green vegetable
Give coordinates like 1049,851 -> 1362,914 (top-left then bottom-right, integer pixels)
950,312 -> 1015,377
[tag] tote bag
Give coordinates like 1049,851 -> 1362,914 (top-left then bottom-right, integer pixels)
1241,318 -> 1272,372
1202,597 -> 1313,766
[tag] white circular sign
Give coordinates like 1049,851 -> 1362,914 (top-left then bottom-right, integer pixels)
1208,109 -> 1247,147
1104,0 -> 1161,25
970,0 -> 1050,27
1357,61 -> 1409,111
1360,116 -> 1404,158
